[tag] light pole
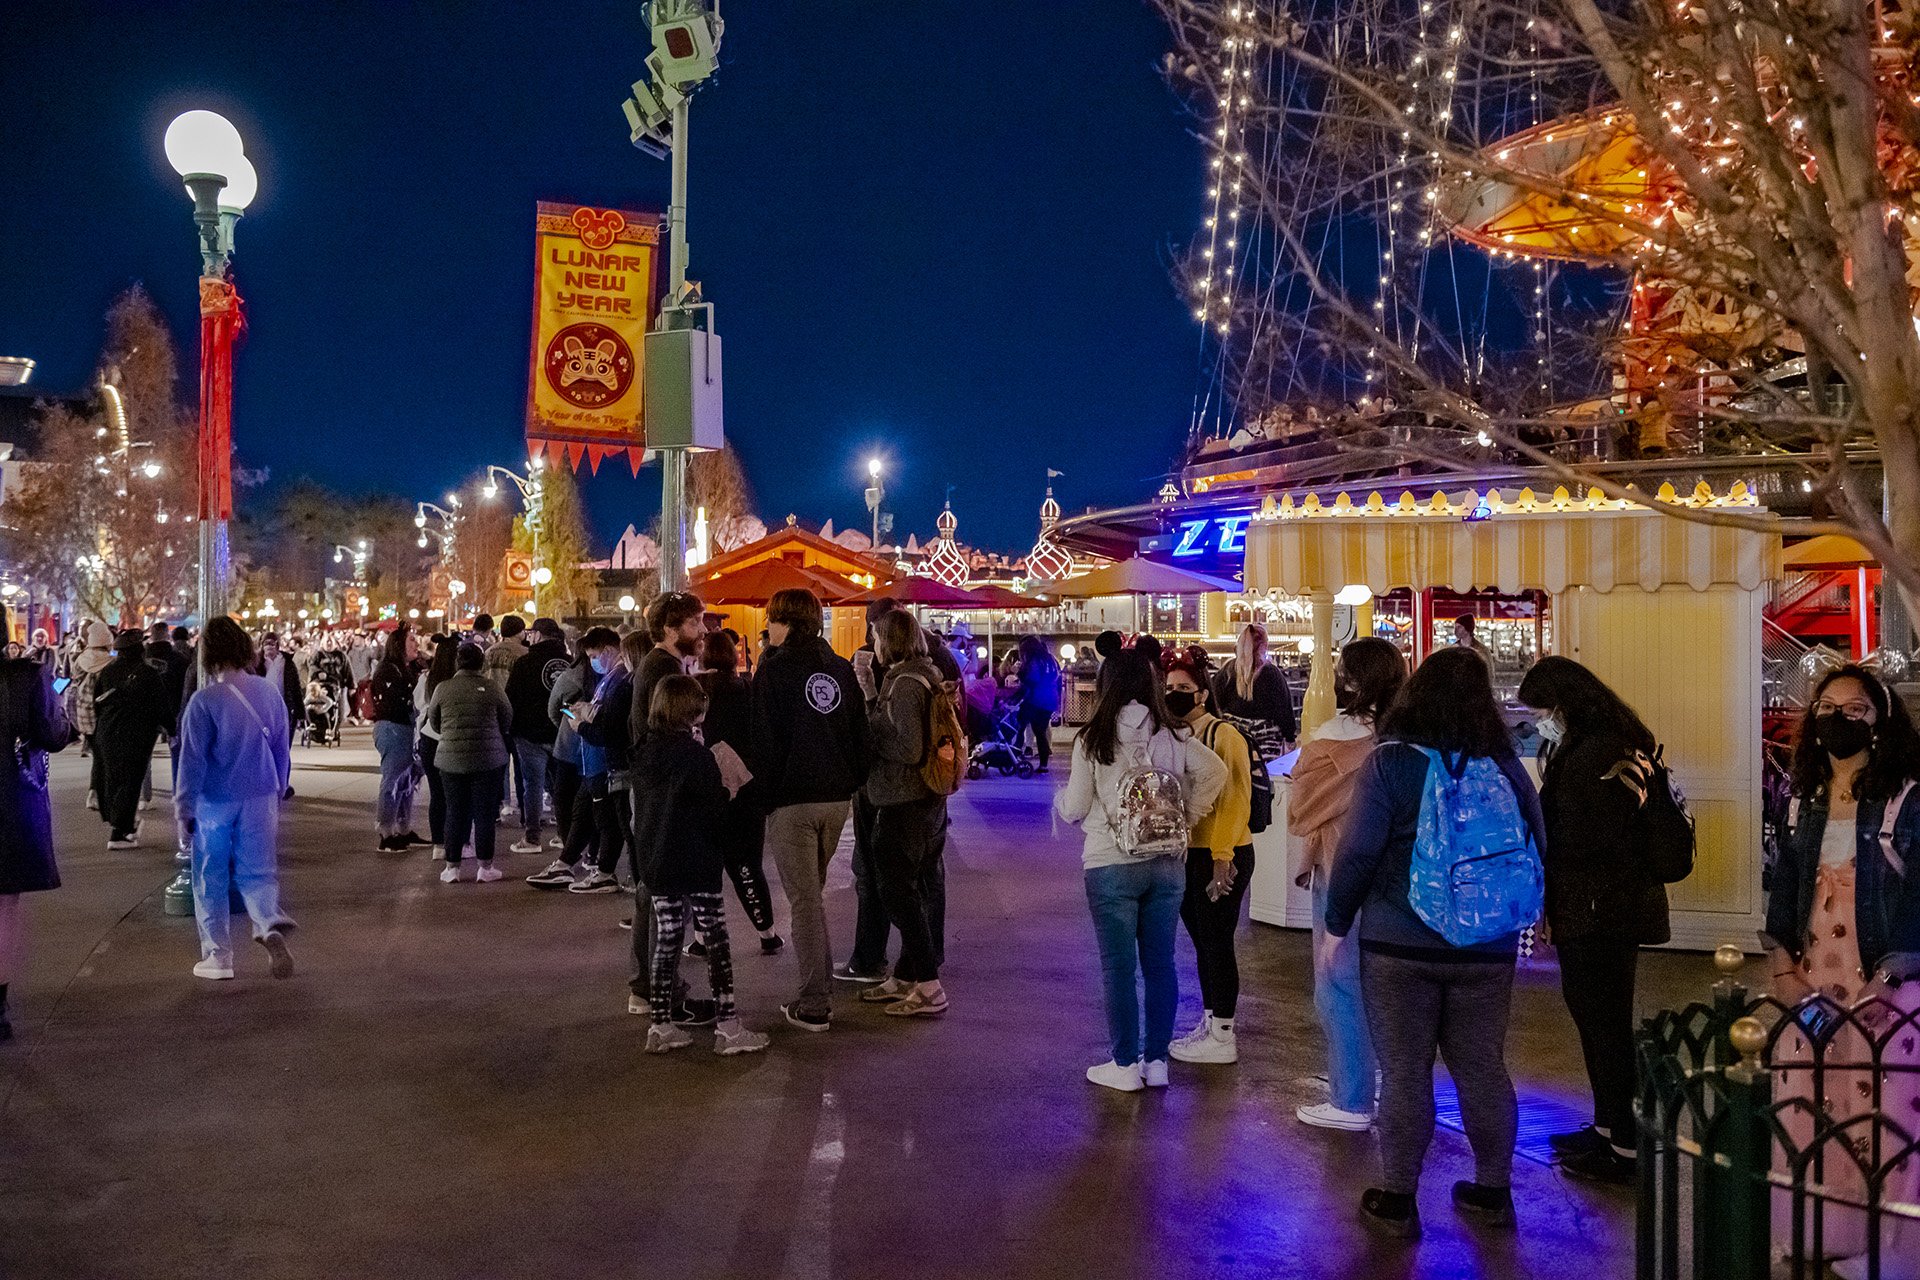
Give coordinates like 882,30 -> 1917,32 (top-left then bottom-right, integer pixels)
481,461 -> 544,596
623,0 -> 726,594
163,110 -> 257,920
864,456 -> 886,553
164,109 -> 257,662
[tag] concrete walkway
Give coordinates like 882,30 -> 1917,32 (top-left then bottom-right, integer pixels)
0,732 -> 1731,1279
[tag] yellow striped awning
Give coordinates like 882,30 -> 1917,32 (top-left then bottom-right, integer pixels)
1243,484 -> 1780,596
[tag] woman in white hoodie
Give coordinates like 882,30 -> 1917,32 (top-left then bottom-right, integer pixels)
1056,650 -> 1226,1092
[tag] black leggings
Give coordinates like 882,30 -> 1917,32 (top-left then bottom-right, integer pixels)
720,802 -> 774,933
1179,845 -> 1254,1018
1556,935 -> 1641,1147
550,759 -> 581,850
872,795 -> 946,983
560,775 -> 629,877
1017,703 -> 1054,765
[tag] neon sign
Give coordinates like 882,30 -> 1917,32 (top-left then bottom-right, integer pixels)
1170,515 -> 1250,558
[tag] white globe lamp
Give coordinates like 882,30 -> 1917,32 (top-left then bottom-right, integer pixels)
164,110 -> 244,180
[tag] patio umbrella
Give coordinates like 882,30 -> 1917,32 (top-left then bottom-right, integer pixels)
966,583 -> 1042,609
841,577 -> 985,609
1782,534 -> 1875,571
693,558 -> 856,605
1049,557 -> 1239,634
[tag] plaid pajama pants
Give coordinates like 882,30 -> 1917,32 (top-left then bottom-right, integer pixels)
649,892 -> 735,1022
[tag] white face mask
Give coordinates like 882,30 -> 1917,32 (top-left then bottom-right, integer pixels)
1536,710 -> 1566,744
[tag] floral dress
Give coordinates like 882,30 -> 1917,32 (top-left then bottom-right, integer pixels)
1772,801 -> 1920,1277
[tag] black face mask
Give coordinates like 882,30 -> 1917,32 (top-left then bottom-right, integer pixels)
1165,690 -> 1199,718
1814,711 -> 1874,761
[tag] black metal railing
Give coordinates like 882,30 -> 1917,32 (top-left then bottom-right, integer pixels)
1637,945 -> 1920,1279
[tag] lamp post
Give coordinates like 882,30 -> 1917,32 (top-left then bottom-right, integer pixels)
164,110 -> 256,655
864,457 -> 886,553
162,109 -> 257,920
481,461 -> 544,609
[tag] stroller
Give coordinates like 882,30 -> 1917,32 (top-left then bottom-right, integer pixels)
967,699 -> 1040,779
303,680 -> 342,748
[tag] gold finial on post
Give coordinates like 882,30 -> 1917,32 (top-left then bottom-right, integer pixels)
1729,1016 -> 1768,1071
1714,943 -> 1746,975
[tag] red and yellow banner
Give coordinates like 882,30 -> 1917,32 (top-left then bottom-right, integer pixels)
525,201 -> 659,472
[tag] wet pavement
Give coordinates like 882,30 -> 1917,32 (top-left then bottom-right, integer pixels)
0,731 -> 1738,1278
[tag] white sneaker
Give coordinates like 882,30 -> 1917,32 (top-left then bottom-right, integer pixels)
1086,1060 -> 1145,1092
714,1019 -> 770,1055
107,837 -> 139,850
192,957 -> 235,980
439,863 -> 464,884
1143,1060 -> 1170,1088
546,837 -> 563,851
1296,1102 -> 1374,1131
1170,1021 -> 1238,1065
508,840 -> 541,855
1172,1015 -> 1213,1049
646,1023 -> 694,1053
627,993 -> 650,1016
475,862 -> 505,883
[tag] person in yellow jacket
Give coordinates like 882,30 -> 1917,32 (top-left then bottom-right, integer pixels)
1161,645 -> 1254,1065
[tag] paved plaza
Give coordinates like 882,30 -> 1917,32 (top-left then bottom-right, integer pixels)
0,733 -> 1739,1279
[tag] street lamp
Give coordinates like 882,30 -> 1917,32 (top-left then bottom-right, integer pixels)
864,456 -> 886,553
481,463 -> 543,590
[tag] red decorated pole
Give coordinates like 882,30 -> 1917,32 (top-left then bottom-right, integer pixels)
196,276 -> 240,631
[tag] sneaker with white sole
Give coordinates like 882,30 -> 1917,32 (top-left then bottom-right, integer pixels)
256,931 -> 295,980
1143,1060 -> 1170,1088
781,1004 -> 831,1033
475,862 -> 504,883
192,957 -> 235,981
525,860 -> 576,888
1086,1060 -> 1145,1092
1297,1102 -> 1374,1131
646,1023 -> 694,1053
439,863 -> 466,884
107,836 -> 140,850
508,840 -> 542,855
627,994 -> 650,1016
1170,1020 -> 1238,1064
567,871 -> 620,894
546,837 -> 563,851
714,1019 -> 770,1055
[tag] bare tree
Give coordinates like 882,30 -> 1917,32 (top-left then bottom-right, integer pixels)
1157,0 -> 1920,605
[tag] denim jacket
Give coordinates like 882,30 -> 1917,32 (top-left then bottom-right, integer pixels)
1763,788 -> 1920,980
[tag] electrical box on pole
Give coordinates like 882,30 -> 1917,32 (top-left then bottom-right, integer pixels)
644,322 -> 724,451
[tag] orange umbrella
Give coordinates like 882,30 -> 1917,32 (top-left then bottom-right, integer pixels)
965,583 -> 1043,609
693,558 -> 857,605
842,577 -> 985,609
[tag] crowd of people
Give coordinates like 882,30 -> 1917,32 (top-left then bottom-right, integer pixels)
1,597 -> 1914,1265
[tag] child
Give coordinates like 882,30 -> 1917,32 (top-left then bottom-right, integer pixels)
629,674 -> 769,1056
304,681 -> 336,746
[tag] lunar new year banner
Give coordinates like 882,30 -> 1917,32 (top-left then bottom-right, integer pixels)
526,201 -> 660,471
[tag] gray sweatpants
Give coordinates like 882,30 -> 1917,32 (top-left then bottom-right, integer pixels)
767,800 -> 852,1020
1360,949 -> 1518,1195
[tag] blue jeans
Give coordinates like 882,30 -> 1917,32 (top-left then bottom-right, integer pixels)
1313,870 -> 1377,1114
1085,858 -> 1184,1066
512,738 -> 551,841
190,793 -> 293,963
374,721 -> 418,836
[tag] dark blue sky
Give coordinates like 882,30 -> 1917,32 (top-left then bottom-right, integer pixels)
0,2 -> 1202,554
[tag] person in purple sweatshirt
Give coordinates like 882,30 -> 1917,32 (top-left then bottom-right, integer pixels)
175,617 -> 296,982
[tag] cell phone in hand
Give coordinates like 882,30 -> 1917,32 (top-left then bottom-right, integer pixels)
51,676 -> 71,695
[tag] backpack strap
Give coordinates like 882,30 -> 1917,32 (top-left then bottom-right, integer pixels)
1879,779 -> 1914,878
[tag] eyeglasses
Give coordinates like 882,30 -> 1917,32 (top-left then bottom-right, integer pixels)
1813,698 -> 1877,722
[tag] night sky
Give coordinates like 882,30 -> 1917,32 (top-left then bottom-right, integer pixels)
0,2 -> 1203,555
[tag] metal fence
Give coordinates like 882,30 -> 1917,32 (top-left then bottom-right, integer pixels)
1636,948 -> 1920,1279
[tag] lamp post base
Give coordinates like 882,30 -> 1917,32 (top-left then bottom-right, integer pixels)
162,852 -> 194,917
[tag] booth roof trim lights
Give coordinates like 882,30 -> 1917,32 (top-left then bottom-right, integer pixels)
1244,481 -> 1780,596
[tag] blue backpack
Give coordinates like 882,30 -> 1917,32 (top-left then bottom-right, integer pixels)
1407,746 -> 1543,946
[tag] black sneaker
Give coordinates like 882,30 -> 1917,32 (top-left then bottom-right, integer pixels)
760,935 -> 786,955
402,831 -> 431,848
671,999 -> 718,1027
781,1004 -> 831,1033
377,835 -> 409,852
1560,1145 -> 1636,1186
832,962 -> 886,985
1549,1124 -> 1610,1159
1358,1188 -> 1420,1239
1450,1181 -> 1515,1227
684,939 -> 708,959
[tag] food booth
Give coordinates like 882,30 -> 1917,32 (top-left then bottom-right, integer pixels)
1242,481 -> 1781,951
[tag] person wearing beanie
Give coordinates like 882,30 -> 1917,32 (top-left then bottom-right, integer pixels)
0,602 -> 71,1040
93,630 -> 170,848
68,622 -> 115,808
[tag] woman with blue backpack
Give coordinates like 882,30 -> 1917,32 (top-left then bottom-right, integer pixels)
1517,656 -> 1674,1185
1056,650 -> 1226,1093
1324,646 -> 1547,1237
